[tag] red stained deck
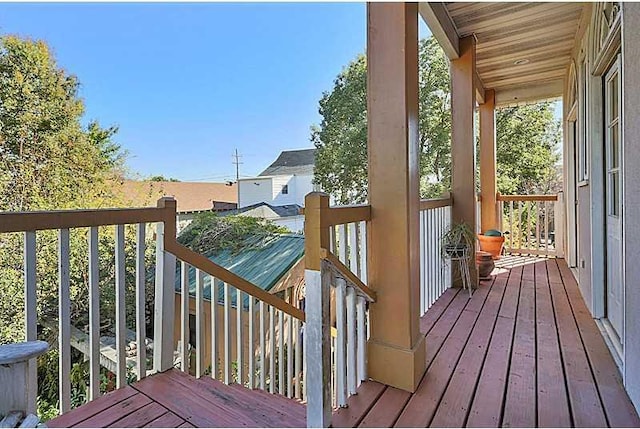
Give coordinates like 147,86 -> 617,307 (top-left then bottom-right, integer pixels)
47,368 -> 306,428
333,258 -> 640,428
47,258 -> 639,428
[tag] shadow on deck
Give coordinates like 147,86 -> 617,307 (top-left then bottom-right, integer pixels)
333,257 -> 640,428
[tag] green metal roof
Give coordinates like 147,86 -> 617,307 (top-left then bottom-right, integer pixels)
175,234 -> 304,310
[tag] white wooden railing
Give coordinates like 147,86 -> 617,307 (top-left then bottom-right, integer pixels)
0,200 -> 175,415
303,193 -> 374,427
419,197 -> 453,316
498,193 -> 564,257
168,241 -> 306,400
0,197 -> 307,419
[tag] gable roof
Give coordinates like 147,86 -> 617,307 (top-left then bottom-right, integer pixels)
218,202 -> 302,219
259,149 -> 316,177
176,234 -> 305,309
121,180 -> 237,213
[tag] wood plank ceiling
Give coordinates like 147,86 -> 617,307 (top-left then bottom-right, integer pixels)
444,2 -> 584,98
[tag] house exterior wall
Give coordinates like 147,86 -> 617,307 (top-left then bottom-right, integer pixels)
622,1 -> 640,411
272,215 -> 305,233
270,175 -> 296,206
238,177 -> 273,208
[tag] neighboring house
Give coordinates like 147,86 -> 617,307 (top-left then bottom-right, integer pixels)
172,234 -> 305,372
121,180 -> 238,232
218,202 -> 304,233
238,149 -> 318,209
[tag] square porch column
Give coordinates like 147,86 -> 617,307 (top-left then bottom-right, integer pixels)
451,35 -> 478,286
366,2 -> 426,393
479,89 -> 498,232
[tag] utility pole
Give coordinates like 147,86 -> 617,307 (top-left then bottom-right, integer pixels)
232,149 -> 243,207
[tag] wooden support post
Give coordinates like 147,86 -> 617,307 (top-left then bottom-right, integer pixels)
154,197 -> 177,372
366,2 -> 426,393
451,36 -> 478,287
479,89 -> 498,233
304,192 -> 331,427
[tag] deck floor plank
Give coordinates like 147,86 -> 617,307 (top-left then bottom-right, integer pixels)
47,386 -> 138,428
556,260 -> 640,428
145,411 -> 186,428
395,282 -> 492,427
466,264 -> 522,428
549,260 -> 609,427
502,263 -> 537,428
332,381 -> 387,428
430,275 -> 506,428
358,387 -> 411,428
420,288 -> 460,334
76,393 -> 153,428
107,402 -> 168,428
535,261 -> 572,428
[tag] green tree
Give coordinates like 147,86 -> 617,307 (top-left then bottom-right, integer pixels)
0,35 -> 139,417
312,36 -> 561,204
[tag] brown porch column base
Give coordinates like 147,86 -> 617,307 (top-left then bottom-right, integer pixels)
367,335 -> 426,393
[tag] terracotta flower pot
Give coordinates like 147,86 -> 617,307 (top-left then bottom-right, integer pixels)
478,234 -> 505,260
476,251 -> 495,279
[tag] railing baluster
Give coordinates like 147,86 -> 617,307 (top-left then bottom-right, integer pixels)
88,227 -> 100,401
335,276 -> 347,407
278,309 -> 284,395
269,305 -> 276,394
536,202 -> 541,253
196,268 -> 205,378
287,313 -> 293,398
509,201 -> 514,252
359,221 -> 368,284
115,224 -> 126,388
346,286 -> 357,395
302,321 -> 307,402
58,228 -> 71,413
348,223 -> 359,279
259,301 -> 266,390
419,209 -> 425,315
180,262 -> 189,373
224,282 -> 232,384
211,277 -> 219,380
356,295 -> 366,384
237,288 -> 244,385
294,317 -> 302,399
23,231 -> 37,413
338,224 -> 347,266
248,295 -> 254,389
136,223 -> 147,380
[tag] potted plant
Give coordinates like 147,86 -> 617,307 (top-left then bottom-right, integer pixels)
441,222 -> 476,259
477,229 -> 507,260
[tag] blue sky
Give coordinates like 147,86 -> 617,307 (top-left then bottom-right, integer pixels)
0,2 -> 379,180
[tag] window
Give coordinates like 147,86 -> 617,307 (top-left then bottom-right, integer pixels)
281,185 -> 289,195
578,59 -> 589,182
605,56 -> 621,217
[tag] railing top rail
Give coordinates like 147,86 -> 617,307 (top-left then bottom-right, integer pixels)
0,204 -> 173,234
498,194 -> 558,202
419,195 -> 453,211
320,204 -> 371,227
166,240 -> 306,322
320,248 -> 376,302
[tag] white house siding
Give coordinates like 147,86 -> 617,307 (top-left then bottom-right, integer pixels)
271,175 -> 296,206
293,174 -> 315,206
622,1 -> 640,411
238,178 -> 272,208
272,215 -> 305,234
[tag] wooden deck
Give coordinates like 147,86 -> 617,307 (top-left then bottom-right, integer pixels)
333,258 -> 640,428
47,369 -> 306,428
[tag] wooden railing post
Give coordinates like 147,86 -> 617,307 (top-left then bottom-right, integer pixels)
304,192 -> 331,427
154,197 -> 177,372
555,192 -> 565,257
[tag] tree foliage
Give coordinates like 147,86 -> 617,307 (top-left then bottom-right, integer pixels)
178,212 -> 288,256
312,36 -> 562,204
0,35 -> 138,417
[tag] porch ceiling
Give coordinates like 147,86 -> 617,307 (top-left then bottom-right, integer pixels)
427,2 -> 586,105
